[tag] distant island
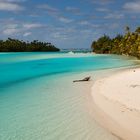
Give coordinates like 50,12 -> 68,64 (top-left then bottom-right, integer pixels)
91,26 -> 140,58
0,38 -> 60,52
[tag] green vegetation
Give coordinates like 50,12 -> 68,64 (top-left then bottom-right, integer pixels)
0,38 -> 60,52
91,26 -> 140,58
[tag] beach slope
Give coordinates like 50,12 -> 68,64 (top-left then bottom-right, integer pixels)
92,68 -> 140,140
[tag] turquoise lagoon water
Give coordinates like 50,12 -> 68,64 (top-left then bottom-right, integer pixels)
0,52 -> 137,140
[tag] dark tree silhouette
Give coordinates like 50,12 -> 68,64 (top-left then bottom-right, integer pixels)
0,38 -> 60,52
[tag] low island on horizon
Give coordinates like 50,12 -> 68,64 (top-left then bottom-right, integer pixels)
0,38 -> 60,52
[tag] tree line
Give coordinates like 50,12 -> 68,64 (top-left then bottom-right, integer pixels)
91,26 -> 140,58
0,38 -> 60,52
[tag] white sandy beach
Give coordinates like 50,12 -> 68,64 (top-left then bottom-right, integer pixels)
91,68 -> 140,140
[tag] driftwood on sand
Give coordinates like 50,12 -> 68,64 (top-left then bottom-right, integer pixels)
73,76 -> 91,82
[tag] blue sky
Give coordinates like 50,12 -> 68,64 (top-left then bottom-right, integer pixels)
0,0 -> 140,49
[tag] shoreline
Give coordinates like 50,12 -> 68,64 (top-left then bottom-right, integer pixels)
91,68 -> 140,140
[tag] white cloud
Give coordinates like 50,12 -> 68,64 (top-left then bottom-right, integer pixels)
52,32 -> 68,40
3,28 -> 19,35
6,23 -> 18,28
104,13 -> 124,19
23,32 -> 31,37
0,1 -> 24,11
78,20 -> 100,29
23,23 -> 43,29
2,23 -> 19,35
91,24 -> 100,28
2,20 -> 44,36
65,7 -> 79,11
96,8 -> 109,12
123,1 -> 140,13
38,4 -> 58,12
90,0 -> 114,5
79,21 -> 90,25
38,4 -> 75,24
109,23 -> 119,29
38,3 -> 62,20
58,17 -> 73,23
3,0 -> 26,2
65,6 -> 81,15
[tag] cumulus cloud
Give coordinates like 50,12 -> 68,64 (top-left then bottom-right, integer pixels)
38,4 -> 62,19
38,4 -> 76,24
0,0 -> 26,12
3,28 -> 19,35
38,4 -> 58,13
58,17 -> 73,23
23,32 -> 32,37
2,20 -> 44,37
23,23 -> 43,29
3,0 -> 26,2
104,13 -> 124,19
123,1 -> 140,13
38,4 -> 75,24
0,2 -> 24,11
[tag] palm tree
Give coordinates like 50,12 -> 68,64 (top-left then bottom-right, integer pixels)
125,26 -> 130,33
135,27 -> 140,34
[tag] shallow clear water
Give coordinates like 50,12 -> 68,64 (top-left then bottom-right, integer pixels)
0,52 -> 137,140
